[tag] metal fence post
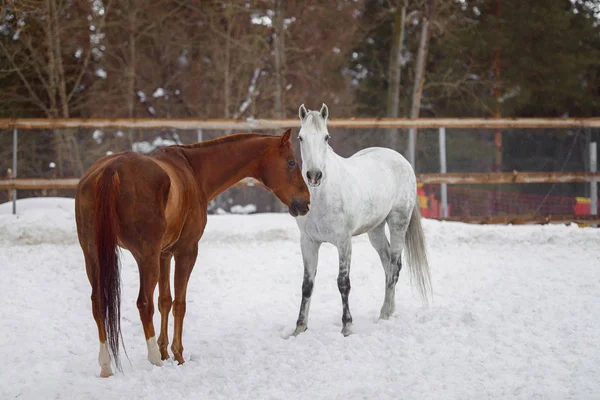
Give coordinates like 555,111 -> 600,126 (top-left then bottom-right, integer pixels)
12,128 -> 18,215
590,142 -> 597,227
408,127 -> 416,168
439,127 -> 448,218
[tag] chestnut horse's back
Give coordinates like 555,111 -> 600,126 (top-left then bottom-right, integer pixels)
76,153 -> 172,248
75,152 -> 171,374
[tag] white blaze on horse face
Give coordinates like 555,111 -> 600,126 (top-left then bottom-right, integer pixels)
298,106 -> 330,187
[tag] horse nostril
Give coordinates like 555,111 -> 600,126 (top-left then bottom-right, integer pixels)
307,169 -> 322,183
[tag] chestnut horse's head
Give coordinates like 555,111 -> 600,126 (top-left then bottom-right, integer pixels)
259,129 -> 310,217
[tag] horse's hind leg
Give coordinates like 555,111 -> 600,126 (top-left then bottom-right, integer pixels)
293,236 -> 321,336
384,210 -> 411,316
134,251 -> 163,367
171,242 -> 198,365
367,222 -> 394,320
157,252 -> 173,361
84,252 -> 113,377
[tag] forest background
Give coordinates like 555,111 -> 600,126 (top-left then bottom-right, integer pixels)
1,0 -> 599,213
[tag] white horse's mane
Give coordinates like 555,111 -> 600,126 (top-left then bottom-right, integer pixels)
302,111 -> 327,133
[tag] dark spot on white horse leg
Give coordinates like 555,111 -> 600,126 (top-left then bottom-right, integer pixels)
296,272 -> 315,328
387,257 -> 402,289
295,298 -> 309,328
302,271 -> 314,298
337,269 -> 352,325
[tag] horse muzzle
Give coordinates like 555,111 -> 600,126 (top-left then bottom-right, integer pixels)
306,169 -> 323,187
289,199 -> 310,217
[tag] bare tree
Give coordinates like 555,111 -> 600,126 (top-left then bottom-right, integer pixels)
0,0 -> 110,176
407,0 -> 435,168
273,0 -> 286,119
386,0 -> 409,152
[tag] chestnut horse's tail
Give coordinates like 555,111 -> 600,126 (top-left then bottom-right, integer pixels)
94,167 -> 123,372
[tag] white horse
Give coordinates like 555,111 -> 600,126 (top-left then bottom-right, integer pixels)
293,103 -> 431,337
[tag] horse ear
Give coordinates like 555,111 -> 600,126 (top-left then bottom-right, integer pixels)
320,103 -> 329,120
299,104 -> 308,121
280,128 -> 291,145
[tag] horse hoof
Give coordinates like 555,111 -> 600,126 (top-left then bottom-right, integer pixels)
100,368 -> 113,378
160,349 -> 170,361
292,325 -> 307,336
341,325 -> 354,337
379,312 -> 391,320
148,352 -> 163,367
174,354 -> 185,365
149,358 -> 163,367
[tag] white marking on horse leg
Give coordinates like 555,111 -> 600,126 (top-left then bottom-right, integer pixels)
146,336 -> 163,367
98,342 -> 113,378
294,237 -> 321,336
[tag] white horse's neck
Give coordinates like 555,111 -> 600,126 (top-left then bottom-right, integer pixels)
306,147 -> 346,202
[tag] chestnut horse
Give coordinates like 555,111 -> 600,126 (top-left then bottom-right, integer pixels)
75,129 -> 310,377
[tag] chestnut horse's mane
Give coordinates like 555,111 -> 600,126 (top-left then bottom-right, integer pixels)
178,133 -> 278,149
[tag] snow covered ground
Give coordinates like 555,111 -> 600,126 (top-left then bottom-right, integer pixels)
0,197 -> 599,399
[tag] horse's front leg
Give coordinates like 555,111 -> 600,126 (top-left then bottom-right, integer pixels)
337,238 -> 353,336
293,235 -> 321,336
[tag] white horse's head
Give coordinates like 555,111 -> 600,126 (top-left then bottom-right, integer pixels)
297,103 -> 330,187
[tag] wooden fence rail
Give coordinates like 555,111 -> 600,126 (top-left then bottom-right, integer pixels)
3,175 -> 598,226
418,171 -> 600,184
434,214 -> 600,225
2,172 -> 599,190
4,117 -> 599,224
0,177 -> 261,190
2,117 -> 600,130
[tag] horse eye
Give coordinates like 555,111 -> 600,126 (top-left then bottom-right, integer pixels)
325,135 -> 330,142
288,160 -> 296,167
298,136 -> 303,142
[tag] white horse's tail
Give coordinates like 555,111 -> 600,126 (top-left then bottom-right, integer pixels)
404,205 -> 432,303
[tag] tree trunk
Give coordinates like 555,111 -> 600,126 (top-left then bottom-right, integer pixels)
409,14 -> 430,119
272,0 -> 287,212
215,9 -> 234,211
45,0 -> 64,177
49,0 -> 85,177
407,0 -> 435,169
386,1 -> 407,152
224,12 -> 232,121
492,0 -> 502,172
127,7 -> 137,148
273,0 -> 286,119
45,0 -> 57,117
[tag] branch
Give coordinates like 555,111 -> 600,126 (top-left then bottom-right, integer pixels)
233,67 -> 262,119
67,0 -> 112,103
0,41 -> 50,114
21,36 -> 51,99
181,3 -> 255,54
134,4 -> 188,40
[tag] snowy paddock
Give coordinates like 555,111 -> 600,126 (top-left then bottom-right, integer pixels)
0,198 -> 599,400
